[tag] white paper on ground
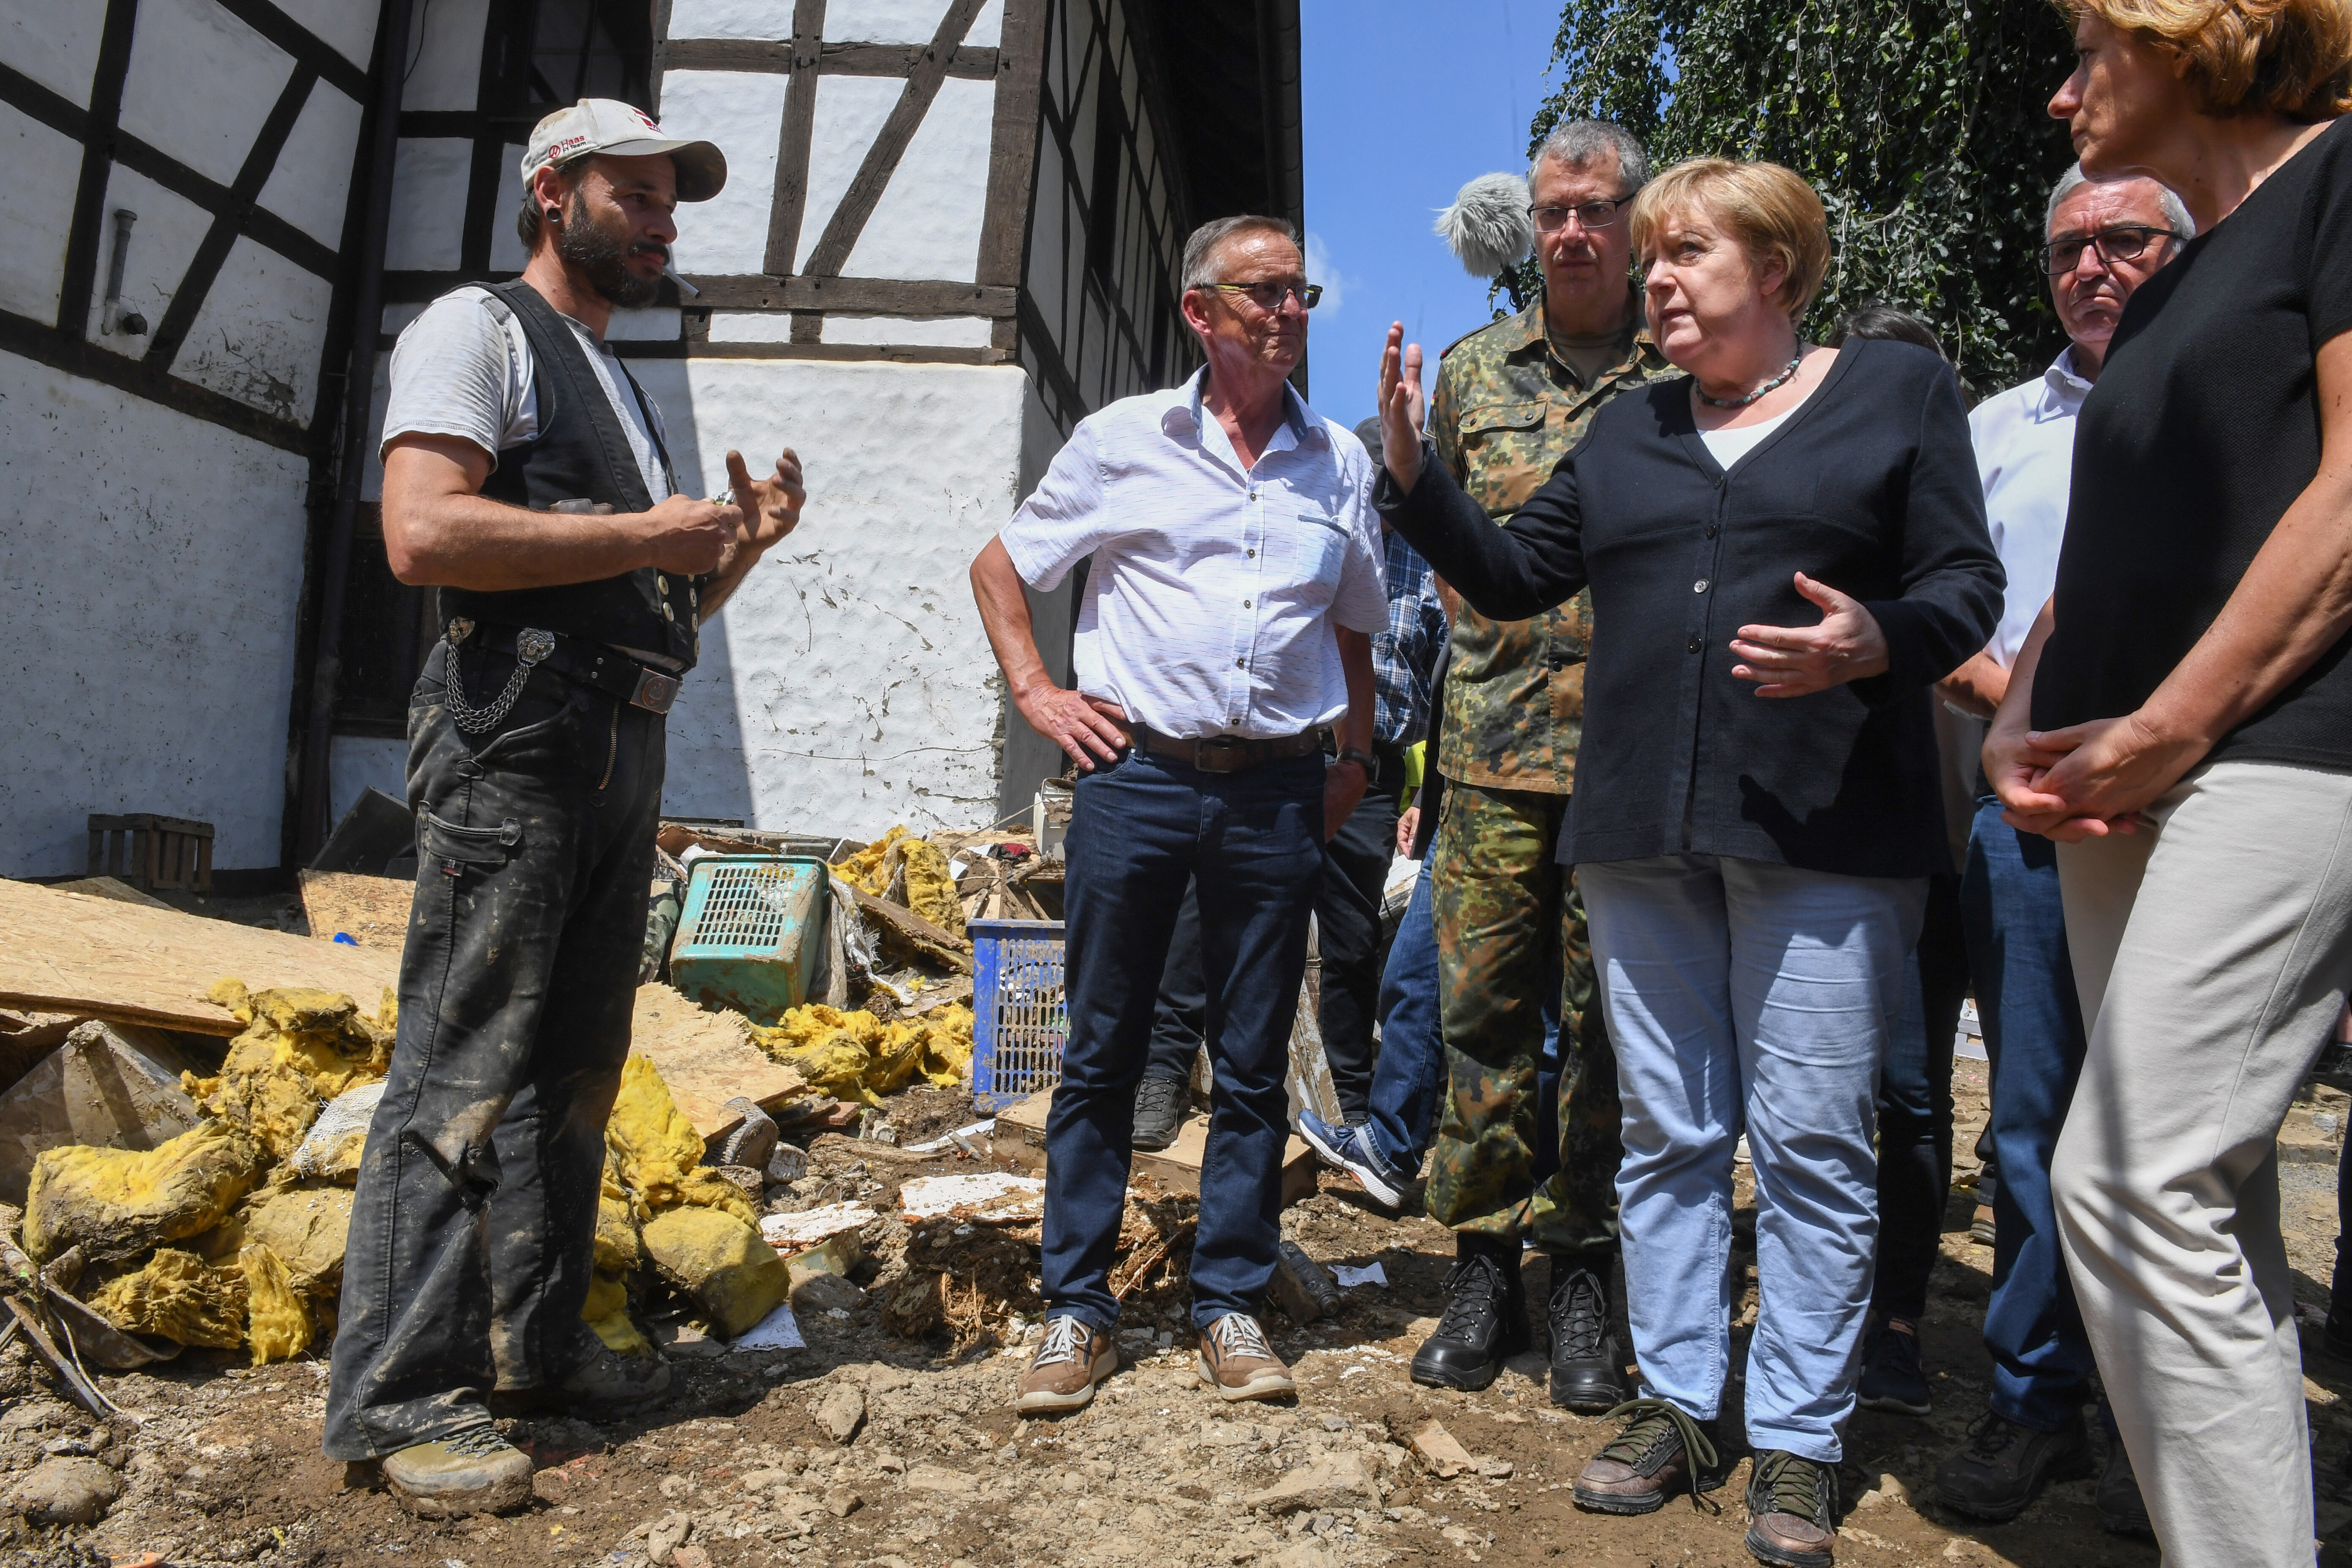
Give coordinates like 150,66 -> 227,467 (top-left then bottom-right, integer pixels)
758,1202 -> 879,1250
903,1117 -> 996,1155
1333,1262 -> 1388,1289
730,1301 -> 806,1353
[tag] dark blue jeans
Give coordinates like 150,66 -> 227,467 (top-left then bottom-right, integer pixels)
1362,860 -> 1561,1183
1959,796 -> 2098,1429
1042,746 -> 1325,1331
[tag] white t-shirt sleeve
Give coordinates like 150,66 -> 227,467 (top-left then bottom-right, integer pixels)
998,419 -> 1110,591
381,292 -> 529,464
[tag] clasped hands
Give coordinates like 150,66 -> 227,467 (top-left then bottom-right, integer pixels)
1986,708 -> 2206,842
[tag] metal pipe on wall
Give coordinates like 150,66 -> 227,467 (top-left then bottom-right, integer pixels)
294,0 -> 416,860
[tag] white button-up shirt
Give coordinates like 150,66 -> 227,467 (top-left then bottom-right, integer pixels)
999,368 -> 1389,740
1967,347 -> 2093,667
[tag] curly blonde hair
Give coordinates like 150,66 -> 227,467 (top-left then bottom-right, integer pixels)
2071,0 -> 2352,119
1628,159 -> 1831,324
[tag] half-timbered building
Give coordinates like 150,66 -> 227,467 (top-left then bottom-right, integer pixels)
0,0 -> 1304,877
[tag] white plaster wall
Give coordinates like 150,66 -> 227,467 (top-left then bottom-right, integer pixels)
664,0 -> 793,40
175,235 -> 336,423
486,151 -> 529,272
81,165 -> 214,352
258,81 -> 368,249
271,0 -> 380,70
385,138 -> 472,271
664,0 -> 999,45
0,2 -> 106,107
794,75 -> 899,272
656,71 -> 789,276
841,75 -> 991,283
818,313 -> 993,348
118,0 -> 294,189
0,102 -> 83,325
0,350 -> 310,876
401,0 -> 487,112
625,359 -> 1028,836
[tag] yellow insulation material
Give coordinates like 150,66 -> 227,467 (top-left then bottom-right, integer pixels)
837,826 -> 966,939
186,983 -> 394,1160
603,1056 -> 757,1225
24,1118 -> 266,1266
593,1193 -> 641,1276
583,1271 -> 651,1356
748,1002 -> 976,1105
93,1248 -> 249,1349
240,1242 -> 311,1364
241,1183 -> 354,1295
641,1205 -> 789,1337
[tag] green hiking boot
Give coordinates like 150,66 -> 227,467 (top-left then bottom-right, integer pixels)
382,1425 -> 534,1518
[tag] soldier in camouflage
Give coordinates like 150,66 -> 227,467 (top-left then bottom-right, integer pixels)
1408,120 -> 1677,1411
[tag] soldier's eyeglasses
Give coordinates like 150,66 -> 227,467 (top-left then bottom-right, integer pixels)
1530,197 -> 1636,232
1211,281 -> 1323,311
2036,225 -> 2182,275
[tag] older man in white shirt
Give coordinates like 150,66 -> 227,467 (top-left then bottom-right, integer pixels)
1931,164 -> 2188,1535
971,215 -> 1385,1415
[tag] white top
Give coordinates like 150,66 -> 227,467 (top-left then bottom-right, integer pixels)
1967,348 -> 2093,667
1696,388 -> 1812,469
381,285 -> 670,500
999,368 -> 1389,740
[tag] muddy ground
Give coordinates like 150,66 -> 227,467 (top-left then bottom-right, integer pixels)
6,1061 -> 2352,1568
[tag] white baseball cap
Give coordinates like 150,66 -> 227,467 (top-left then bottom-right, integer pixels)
521,99 -> 727,202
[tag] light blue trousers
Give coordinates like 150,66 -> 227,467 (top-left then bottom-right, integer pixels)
1579,854 -> 1925,1461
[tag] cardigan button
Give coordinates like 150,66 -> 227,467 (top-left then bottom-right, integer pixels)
1693,579 -> 1710,593
1687,636 -> 1702,653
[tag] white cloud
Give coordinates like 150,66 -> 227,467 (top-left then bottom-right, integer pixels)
1306,231 -> 1348,315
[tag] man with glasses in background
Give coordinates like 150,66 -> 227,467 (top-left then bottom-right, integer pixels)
1385,120 -> 1676,1410
971,216 -> 1385,1414
1928,163 -> 2186,1535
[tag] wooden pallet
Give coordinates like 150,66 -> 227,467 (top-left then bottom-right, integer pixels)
87,814 -> 214,894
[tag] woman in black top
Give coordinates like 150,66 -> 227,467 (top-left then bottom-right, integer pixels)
1375,159 -> 2001,1567
1984,3 -> 2352,1559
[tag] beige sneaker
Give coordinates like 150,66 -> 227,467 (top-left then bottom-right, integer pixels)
1013,1315 -> 1117,1414
1198,1312 -> 1295,1402
381,1426 -> 534,1518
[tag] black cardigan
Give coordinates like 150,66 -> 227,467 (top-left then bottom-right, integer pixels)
1376,338 -> 2002,879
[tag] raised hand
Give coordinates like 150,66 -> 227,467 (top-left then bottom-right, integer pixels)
727,446 -> 805,553
1729,572 -> 1891,697
1377,322 -> 1426,490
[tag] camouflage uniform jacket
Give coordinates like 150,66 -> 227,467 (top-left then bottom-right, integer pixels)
1429,288 -> 1675,793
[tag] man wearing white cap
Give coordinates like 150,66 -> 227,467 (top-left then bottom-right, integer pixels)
324,99 -> 806,1516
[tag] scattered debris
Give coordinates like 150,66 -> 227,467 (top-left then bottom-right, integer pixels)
1410,1419 -> 1476,1479
0,1021 -> 207,1204
897,1172 -> 1044,1222
1332,1260 -> 1388,1289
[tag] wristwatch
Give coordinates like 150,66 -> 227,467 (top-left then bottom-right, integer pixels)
1332,746 -> 1380,784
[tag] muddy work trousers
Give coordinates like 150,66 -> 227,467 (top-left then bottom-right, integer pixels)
324,639 -> 664,1460
1424,781 -> 1622,1261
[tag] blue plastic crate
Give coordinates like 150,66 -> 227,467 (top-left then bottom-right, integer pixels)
668,855 -> 830,1024
970,917 -> 1067,1111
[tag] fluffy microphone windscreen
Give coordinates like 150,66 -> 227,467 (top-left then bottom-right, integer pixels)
1435,172 -> 1535,278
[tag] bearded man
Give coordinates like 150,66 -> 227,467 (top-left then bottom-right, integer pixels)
323,100 -> 806,1517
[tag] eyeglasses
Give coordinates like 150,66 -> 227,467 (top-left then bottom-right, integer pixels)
1529,196 -> 1637,232
1210,280 -> 1323,312
2036,225 -> 2182,275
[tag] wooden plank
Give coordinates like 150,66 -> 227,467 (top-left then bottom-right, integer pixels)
977,0 -> 1048,289
0,878 -> 400,1035
609,338 -> 1010,366
761,0 -> 828,277
662,38 -> 998,78
629,983 -> 808,1143
297,870 -> 415,948
992,1089 -> 1320,1207
800,0 -> 991,277
681,275 -> 1015,315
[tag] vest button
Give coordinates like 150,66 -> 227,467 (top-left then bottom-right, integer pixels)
662,603 -> 675,621
656,574 -> 668,592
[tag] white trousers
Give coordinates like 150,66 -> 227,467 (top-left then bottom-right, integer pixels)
2053,759 -> 2352,1568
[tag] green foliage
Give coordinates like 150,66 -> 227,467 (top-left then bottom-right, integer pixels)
1531,0 -> 2080,396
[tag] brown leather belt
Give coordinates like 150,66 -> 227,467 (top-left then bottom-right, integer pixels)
1130,725 -> 1324,774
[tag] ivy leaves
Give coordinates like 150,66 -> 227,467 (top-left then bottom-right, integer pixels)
1530,0 -> 2079,396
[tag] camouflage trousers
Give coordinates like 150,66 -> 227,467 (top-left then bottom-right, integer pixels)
1424,781 -> 1622,1258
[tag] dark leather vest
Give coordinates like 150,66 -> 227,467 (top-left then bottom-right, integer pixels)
439,279 -> 698,669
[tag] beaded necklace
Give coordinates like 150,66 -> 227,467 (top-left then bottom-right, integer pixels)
1696,353 -> 1802,409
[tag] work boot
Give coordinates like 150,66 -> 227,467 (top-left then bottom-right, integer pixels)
1544,1257 -> 1629,1412
556,1343 -> 672,1417
381,1425 -> 535,1519
1971,1204 -> 1996,1247
1855,1315 -> 1930,1417
2095,1432 -> 2153,1537
1933,1407 -> 2093,1521
1572,1397 -> 1723,1514
1744,1449 -> 1839,1568
1013,1315 -> 1117,1415
1132,1074 -> 1188,1152
1297,1107 -> 1405,1211
1410,1243 -> 1528,1391
1196,1312 -> 1295,1402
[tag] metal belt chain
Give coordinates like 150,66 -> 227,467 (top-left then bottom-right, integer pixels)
443,619 -> 555,734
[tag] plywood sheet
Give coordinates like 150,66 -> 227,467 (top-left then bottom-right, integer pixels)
629,983 -> 808,1143
297,870 -> 416,948
992,1089 -> 1320,1207
0,878 -> 400,1035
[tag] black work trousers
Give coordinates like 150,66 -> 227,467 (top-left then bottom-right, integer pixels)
1146,767 -> 1400,1122
324,638 -> 664,1459
1871,872 -> 1970,1323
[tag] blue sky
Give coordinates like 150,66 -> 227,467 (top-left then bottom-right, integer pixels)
1298,0 -> 1572,430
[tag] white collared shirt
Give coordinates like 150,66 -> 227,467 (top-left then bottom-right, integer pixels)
999,368 -> 1389,740
1967,347 -> 2094,668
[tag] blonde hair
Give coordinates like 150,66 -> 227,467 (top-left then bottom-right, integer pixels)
2071,0 -> 2352,119
1628,159 -> 1832,323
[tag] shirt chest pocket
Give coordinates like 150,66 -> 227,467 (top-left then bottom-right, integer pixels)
1459,400 -> 1551,449
1278,508 -> 1349,591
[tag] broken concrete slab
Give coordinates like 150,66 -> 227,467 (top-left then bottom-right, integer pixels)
1244,1452 -> 1382,1514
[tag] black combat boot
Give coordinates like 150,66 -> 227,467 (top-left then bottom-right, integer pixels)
1545,1253 -> 1631,1412
1410,1238 -> 1528,1391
